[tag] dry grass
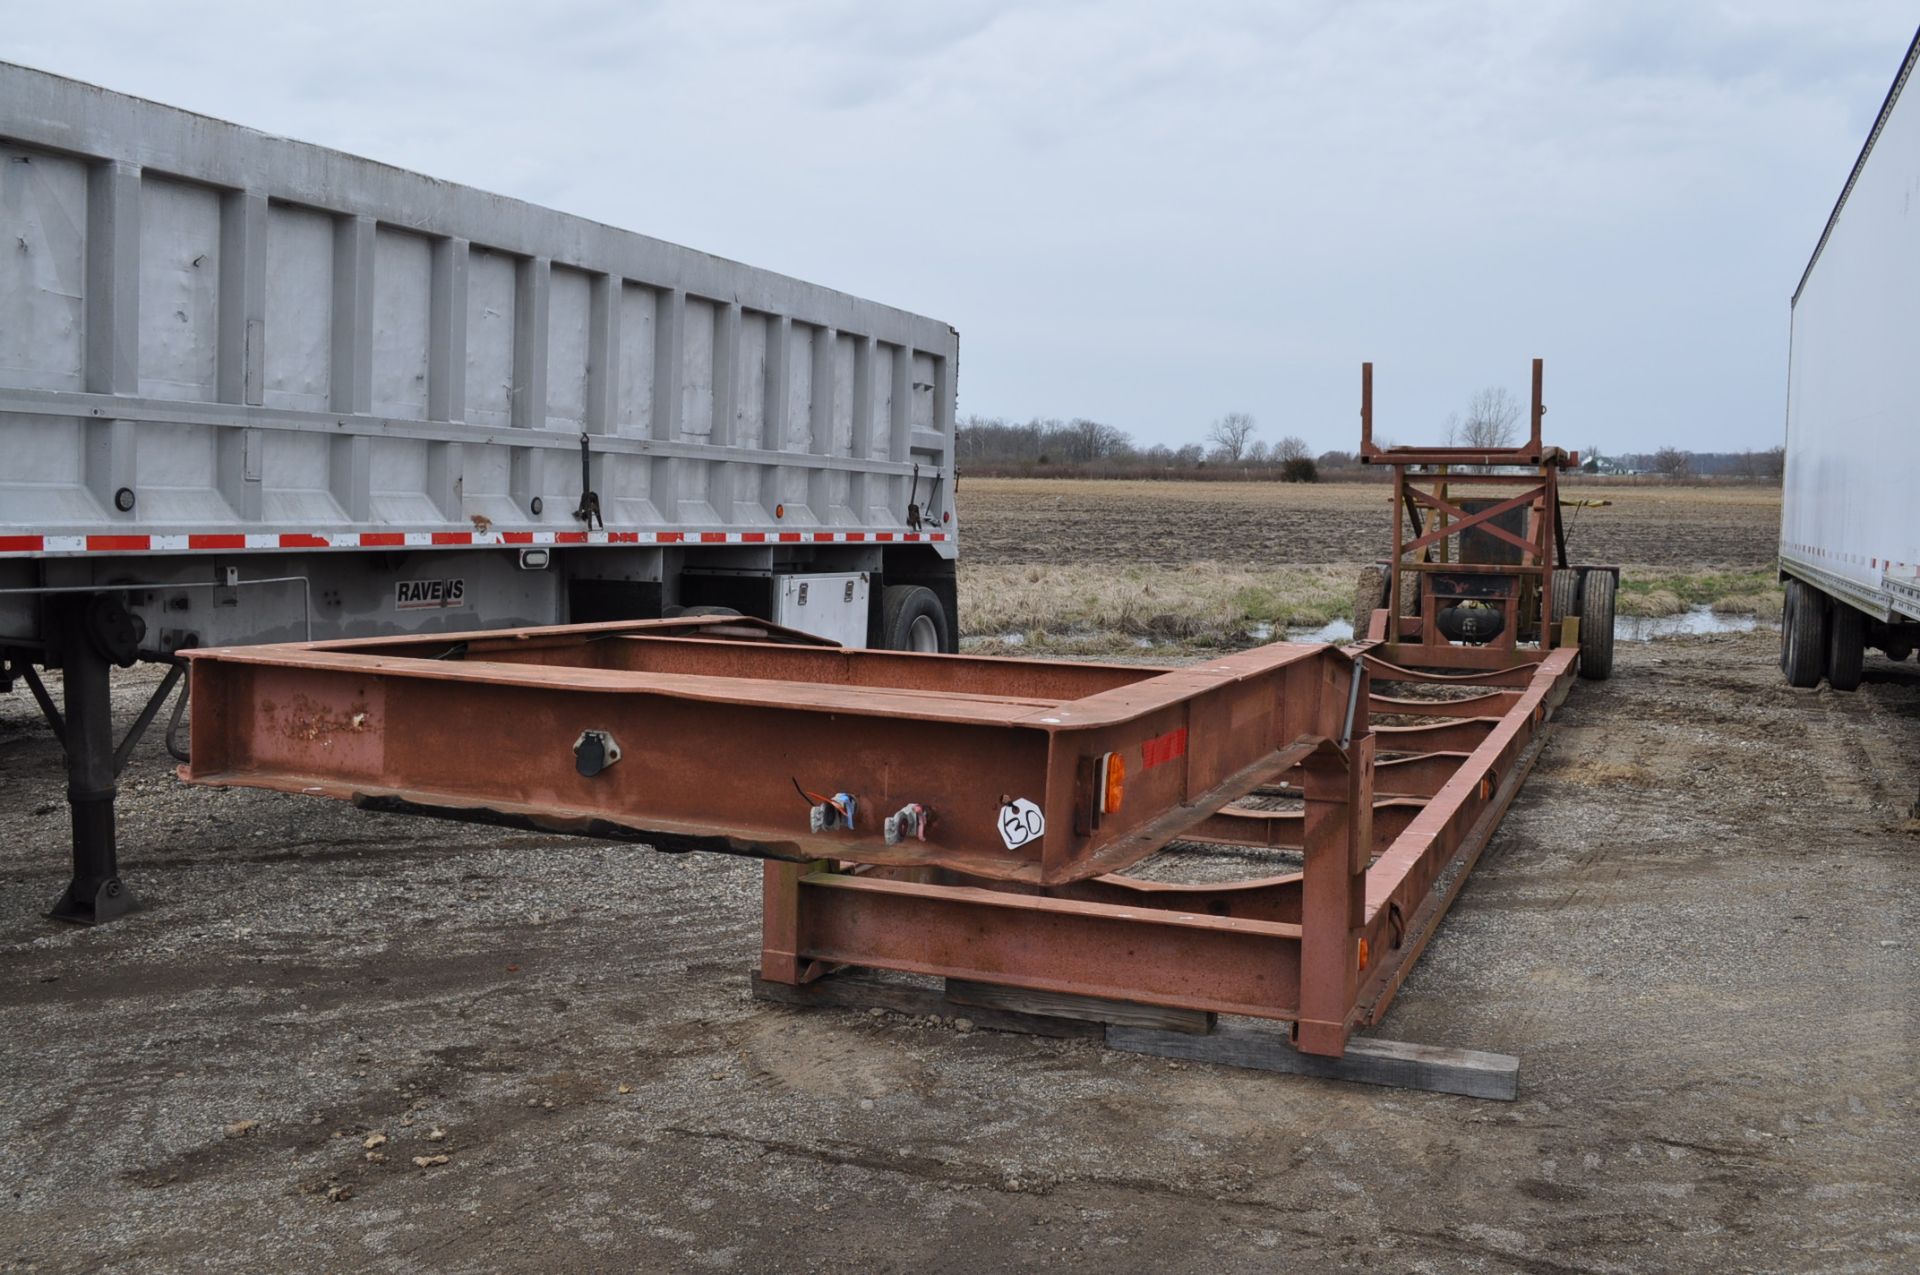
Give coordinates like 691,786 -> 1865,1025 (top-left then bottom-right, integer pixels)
959,562 -> 1352,648
954,477 -> 1783,647
959,559 -> 1782,651
1615,568 -> 1783,620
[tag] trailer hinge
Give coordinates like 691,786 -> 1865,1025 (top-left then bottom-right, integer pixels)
573,433 -> 603,530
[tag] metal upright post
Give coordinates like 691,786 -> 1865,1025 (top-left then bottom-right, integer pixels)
47,598 -> 137,924
761,859 -> 825,985
1295,663 -> 1375,1057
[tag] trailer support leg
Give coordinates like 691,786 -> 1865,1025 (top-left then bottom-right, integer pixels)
761,859 -> 827,984
46,601 -> 138,926
1294,733 -> 1373,1057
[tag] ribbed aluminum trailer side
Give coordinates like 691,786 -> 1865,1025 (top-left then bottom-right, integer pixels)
0,61 -> 960,921
1779,28 -> 1920,690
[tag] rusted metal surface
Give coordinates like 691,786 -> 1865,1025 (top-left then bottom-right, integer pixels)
180,375 -> 1604,1062
180,570 -> 1585,1061
759,645 -> 1577,1057
1359,358 -> 1579,673
182,615 -> 1350,886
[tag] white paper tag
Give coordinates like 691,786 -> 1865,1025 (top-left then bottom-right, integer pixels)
997,798 -> 1046,850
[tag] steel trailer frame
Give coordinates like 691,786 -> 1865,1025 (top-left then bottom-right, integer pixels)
181,614 -> 1579,1059
175,360 -> 1601,1064
1358,359 -> 1618,675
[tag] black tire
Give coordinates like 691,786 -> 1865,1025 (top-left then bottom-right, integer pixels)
1353,565 -> 1389,635
1549,569 -> 1582,647
679,605 -> 741,617
1778,585 -> 1792,673
881,585 -> 948,653
1828,601 -> 1865,692
1578,571 -> 1616,680
1782,579 -> 1828,689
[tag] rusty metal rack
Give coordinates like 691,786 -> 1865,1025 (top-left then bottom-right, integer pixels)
177,363 -> 1606,1082
182,611 -> 1578,1063
1359,358 -> 1618,681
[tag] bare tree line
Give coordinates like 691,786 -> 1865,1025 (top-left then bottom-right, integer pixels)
957,390 -> 1785,484
957,412 -> 1328,479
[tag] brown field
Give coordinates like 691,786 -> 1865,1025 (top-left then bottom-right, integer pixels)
958,478 -> 1785,646
959,477 -> 1782,569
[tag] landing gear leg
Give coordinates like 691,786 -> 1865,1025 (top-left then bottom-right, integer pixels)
46,597 -> 141,925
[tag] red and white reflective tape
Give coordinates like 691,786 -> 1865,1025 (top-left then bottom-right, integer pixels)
1783,542 -> 1910,570
0,529 -> 949,557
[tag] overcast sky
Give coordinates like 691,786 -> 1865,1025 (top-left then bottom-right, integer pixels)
11,2 -> 1916,455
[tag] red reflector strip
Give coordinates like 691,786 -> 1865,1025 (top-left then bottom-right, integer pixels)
0,526 -> 952,554
1141,727 -> 1188,770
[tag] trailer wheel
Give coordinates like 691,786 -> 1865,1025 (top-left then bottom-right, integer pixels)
1828,601 -> 1865,692
1781,579 -> 1829,688
1549,569 -> 1582,646
882,585 -> 948,653
1577,571 -> 1616,680
1353,566 -> 1389,636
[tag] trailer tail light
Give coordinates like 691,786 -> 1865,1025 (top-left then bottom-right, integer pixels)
1102,752 -> 1126,814
1077,750 -> 1128,834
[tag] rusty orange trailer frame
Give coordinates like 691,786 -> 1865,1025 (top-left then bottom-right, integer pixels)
181,614 -> 1577,1058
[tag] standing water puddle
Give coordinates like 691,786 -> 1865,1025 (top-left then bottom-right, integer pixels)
1617,606 -> 1763,642
980,606 -> 1764,653
1275,607 -> 1763,645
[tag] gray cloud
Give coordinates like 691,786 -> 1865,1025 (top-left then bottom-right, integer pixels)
9,0 -> 1914,453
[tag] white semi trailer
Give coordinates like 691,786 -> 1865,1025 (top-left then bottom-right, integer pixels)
0,62 -> 960,922
1779,28 -> 1920,691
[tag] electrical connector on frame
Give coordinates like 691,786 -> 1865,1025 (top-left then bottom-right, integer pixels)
809,792 -> 858,834
884,803 -> 933,846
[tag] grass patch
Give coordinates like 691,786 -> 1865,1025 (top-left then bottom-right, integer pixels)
1614,568 -> 1780,619
959,561 -> 1783,649
960,562 -> 1356,647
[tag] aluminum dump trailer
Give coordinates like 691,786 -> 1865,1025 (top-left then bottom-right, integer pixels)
1779,28 -> 1920,690
0,60 -> 959,922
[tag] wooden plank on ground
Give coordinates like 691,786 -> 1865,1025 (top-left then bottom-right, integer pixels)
1107,1020 -> 1518,1100
749,969 -> 1102,1040
944,979 -> 1216,1035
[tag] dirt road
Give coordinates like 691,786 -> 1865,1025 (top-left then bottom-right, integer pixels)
1,631 -> 1914,1273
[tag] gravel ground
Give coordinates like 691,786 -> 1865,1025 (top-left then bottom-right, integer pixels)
1,631 -> 1915,1273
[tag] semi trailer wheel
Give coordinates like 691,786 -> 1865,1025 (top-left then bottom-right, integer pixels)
1828,600 -> 1865,692
1577,571 -> 1615,680
882,585 -> 948,653
1549,569 -> 1582,646
1781,579 -> 1829,688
